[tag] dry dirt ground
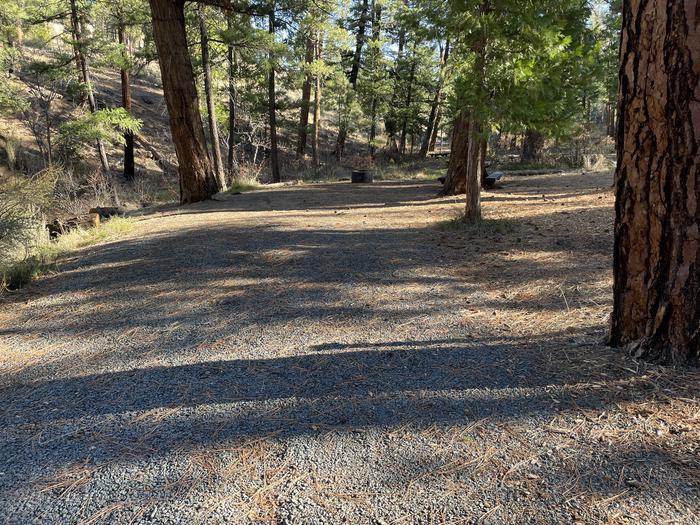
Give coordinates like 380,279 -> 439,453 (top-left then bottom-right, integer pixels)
0,171 -> 698,525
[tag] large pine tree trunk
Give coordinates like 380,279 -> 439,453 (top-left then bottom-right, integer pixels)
608,0 -> 700,364
521,128 -> 544,162
148,0 -> 218,203
296,35 -> 314,158
198,4 -> 226,191
441,113 -> 469,195
117,21 -> 134,180
268,5 -> 281,182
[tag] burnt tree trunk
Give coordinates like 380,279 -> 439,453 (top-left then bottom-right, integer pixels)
608,0 -> 700,364
117,21 -> 134,180
148,0 -> 218,203
521,128 -> 544,162
296,34 -> 315,158
268,5 -> 281,182
198,4 -> 226,191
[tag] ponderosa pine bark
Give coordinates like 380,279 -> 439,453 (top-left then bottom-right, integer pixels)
198,4 -> 227,191
521,128 -> 544,162
148,0 -> 219,203
441,112 -> 469,195
608,0 -> 700,364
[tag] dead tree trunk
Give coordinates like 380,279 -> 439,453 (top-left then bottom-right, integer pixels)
198,4 -> 226,191
419,40 -> 449,157
296,34 -> 315,158
608,0 -> 700,364
70,0 -> 110,173
268,4 -> 281,182
117,21 -> 134,180
148,0 -> 218,203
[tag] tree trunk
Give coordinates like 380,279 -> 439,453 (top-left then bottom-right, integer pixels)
198,4 -> 226,191
148,0 -> 218,203
311,35 -> 322,166
296,35 -> 314,158
608,0 -> 700,365
428,105 -> 441,152
70,0 -> 110,173
118,21 -> 135,180
521,128 -> 544,162
441,113 -> 469,195
268,5 -> 281,182
226,16 -> 237,178
419,40 -> 449,158
478,136 -> 488,188
334,0 -> 369,160
368,1 -> 381,158
399,52 -> 416,156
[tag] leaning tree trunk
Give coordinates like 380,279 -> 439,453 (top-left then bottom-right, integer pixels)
198,4 -> 226,191
118,22 -> 135,180
608,0 -> 700,364
148,0 -> 218,203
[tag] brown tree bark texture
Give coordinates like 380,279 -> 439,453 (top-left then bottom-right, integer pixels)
148,0 -> 218,203
609,0 -> 700,364
198,4 -> 227,191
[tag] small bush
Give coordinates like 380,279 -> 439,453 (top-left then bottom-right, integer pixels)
2,217 -> 135,291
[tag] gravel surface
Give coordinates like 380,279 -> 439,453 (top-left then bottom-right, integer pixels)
1,173 -> 698,524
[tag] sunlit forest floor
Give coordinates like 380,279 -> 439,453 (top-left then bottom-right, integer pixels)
1,170 -> 698,524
